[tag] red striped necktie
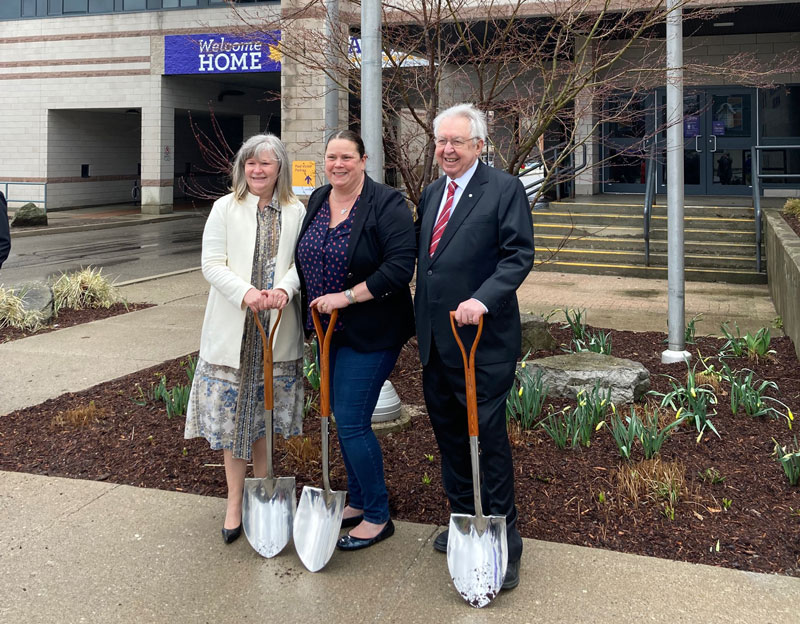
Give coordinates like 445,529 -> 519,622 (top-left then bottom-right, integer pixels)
429,180 -> 457,256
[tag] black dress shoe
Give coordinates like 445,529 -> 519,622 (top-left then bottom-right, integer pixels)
502,559 -> 520,590
340,514 -> 364,529
433,529 -> 448,553
336,519 -> 395,551
221,524 -> 242,544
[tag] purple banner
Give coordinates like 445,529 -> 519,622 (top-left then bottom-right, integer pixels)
164,32 -> 281,75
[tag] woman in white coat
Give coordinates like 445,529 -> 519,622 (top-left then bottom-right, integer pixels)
184,134 -> 305,544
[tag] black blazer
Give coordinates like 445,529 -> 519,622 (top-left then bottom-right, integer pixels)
296,174 -> 416,353
414,160 -> 535,368
0,192 -> 9,269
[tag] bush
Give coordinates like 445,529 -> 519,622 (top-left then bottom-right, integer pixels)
783,198 -> 800,217
0,286 -> 46,332
52,267 -> 122,313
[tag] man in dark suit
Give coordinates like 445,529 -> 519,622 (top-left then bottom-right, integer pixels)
0,191 -> 10,269
414,103 -> 534,590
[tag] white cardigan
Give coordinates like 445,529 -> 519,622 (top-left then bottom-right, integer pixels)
198,191 -> 305,368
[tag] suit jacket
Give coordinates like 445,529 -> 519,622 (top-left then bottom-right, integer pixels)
296,174 -> 416,353
0,192 -> 9,269
415,160 -> 534,368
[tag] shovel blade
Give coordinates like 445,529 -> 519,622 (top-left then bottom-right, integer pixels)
293,485 -> 346,572
242,476 -> 296,558
447,513 -> 508,608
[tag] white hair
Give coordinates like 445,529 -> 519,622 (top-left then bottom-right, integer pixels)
433,103 -> 488,142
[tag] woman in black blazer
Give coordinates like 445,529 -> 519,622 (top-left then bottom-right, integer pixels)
295,130 -> 415,551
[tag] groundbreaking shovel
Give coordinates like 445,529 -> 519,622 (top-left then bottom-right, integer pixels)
242,308 -> 297,558
447,312 -> 508,608
293,307 -> 346,572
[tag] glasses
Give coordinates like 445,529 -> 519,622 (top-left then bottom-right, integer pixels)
434,137 -> 476,148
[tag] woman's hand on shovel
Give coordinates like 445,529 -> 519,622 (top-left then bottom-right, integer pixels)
311,292 -> 349,315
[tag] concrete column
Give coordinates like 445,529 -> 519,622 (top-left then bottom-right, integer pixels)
243,115 -> 261,139
574,36 -> 600,197
141,103 -> 174,214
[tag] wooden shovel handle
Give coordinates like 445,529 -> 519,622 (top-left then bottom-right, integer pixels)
311,307 -> 338,419
253,308 -> 282,412
449,312 -> 484,438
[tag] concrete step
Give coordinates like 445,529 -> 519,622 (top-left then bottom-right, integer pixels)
536,223 -> 758,245
536,234 -> 760,257
546,200 -> 755,220
534,259 -> 768,284
533,211 -> 756,231
536,246 -> 763,270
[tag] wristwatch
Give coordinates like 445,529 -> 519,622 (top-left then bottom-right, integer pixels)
344,289 -> 357,304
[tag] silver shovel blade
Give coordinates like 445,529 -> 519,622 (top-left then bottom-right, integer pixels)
242,476 -> 296,558
293,485 -> 346,572
447,513 -> 508,608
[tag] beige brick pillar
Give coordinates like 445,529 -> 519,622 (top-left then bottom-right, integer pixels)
574,36 -> 601,197
280,2 -> 349,190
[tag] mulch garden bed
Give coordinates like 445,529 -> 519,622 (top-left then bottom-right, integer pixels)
1,324 -> 798,576
783,212 -> 800,238
0,303 -> 153,343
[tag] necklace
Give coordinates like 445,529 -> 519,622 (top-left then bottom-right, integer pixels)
331,179 -> 363,215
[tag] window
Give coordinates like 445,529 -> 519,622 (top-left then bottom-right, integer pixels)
81,164 -> 90,178
64,0 -> 88,12
761,85 -> 800,139
123,0 -> 146,10
48,0 -> 62,15
21,0 -> 37,17
88,0 -> 114,12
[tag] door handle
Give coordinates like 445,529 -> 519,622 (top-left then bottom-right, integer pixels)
695,135 -> 702,152
710,135 -> 717,152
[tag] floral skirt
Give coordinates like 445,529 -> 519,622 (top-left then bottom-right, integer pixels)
184,356 -> 304,460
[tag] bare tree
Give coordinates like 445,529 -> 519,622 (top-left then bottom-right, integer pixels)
219,0 -> 800,206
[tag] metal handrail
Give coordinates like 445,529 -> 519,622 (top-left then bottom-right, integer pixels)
517,142 -> 588,200
751,144 -> 800,273
643,140 -> 657,266
0,181 -> 48,212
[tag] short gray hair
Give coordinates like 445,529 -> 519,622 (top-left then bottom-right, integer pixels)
230,133 -> 297,205
433,104 -> 488,142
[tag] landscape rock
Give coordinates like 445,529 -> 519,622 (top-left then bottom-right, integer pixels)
13,281 -> 55,323
524,351 -> 650,404
520,313 -> 557,353
11,202 -> 47,227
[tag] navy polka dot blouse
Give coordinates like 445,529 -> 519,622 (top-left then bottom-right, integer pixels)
297,196 -> 360,332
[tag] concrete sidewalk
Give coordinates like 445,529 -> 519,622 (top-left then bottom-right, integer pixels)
0,215 -> 795,621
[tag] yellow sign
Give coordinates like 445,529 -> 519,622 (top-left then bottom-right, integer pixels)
292,161 -> 316,194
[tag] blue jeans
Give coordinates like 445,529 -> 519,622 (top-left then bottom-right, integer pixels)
329,344 -> 401,524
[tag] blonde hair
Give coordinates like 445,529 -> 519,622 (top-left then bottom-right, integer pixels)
230,133 -> 297,205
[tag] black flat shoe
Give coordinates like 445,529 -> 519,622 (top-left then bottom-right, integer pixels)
221,524 -> 242,544
336,519 -> 395,551
502,559 -> 520,590
433,529 -> 448,553
341,514 -> 364,528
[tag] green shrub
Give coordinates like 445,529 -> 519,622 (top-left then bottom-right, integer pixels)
52,267 -> 122,313
773,437 -> 800,486
0,286 -> 46,332
783,198 -> 800,217
506,363 -> 548,430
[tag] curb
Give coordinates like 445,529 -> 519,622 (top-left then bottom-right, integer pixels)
10,212 -> 203,238
116,267 -> 202,287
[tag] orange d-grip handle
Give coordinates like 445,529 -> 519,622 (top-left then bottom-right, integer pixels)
311,307 -> 338,419
449,312 -> 484,438
252,308 -> 282,412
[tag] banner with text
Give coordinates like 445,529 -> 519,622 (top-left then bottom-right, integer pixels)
164,32 -> 281,75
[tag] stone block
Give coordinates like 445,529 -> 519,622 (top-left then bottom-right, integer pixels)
524,351 -> 650,405
10,202 -> 47,227
11,281 -> 55,324
520,313 -> 557,353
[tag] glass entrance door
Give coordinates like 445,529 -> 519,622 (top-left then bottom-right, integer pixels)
657,87 -> 756,195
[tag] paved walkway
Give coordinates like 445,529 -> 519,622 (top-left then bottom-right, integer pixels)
1,213 -> 796,623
